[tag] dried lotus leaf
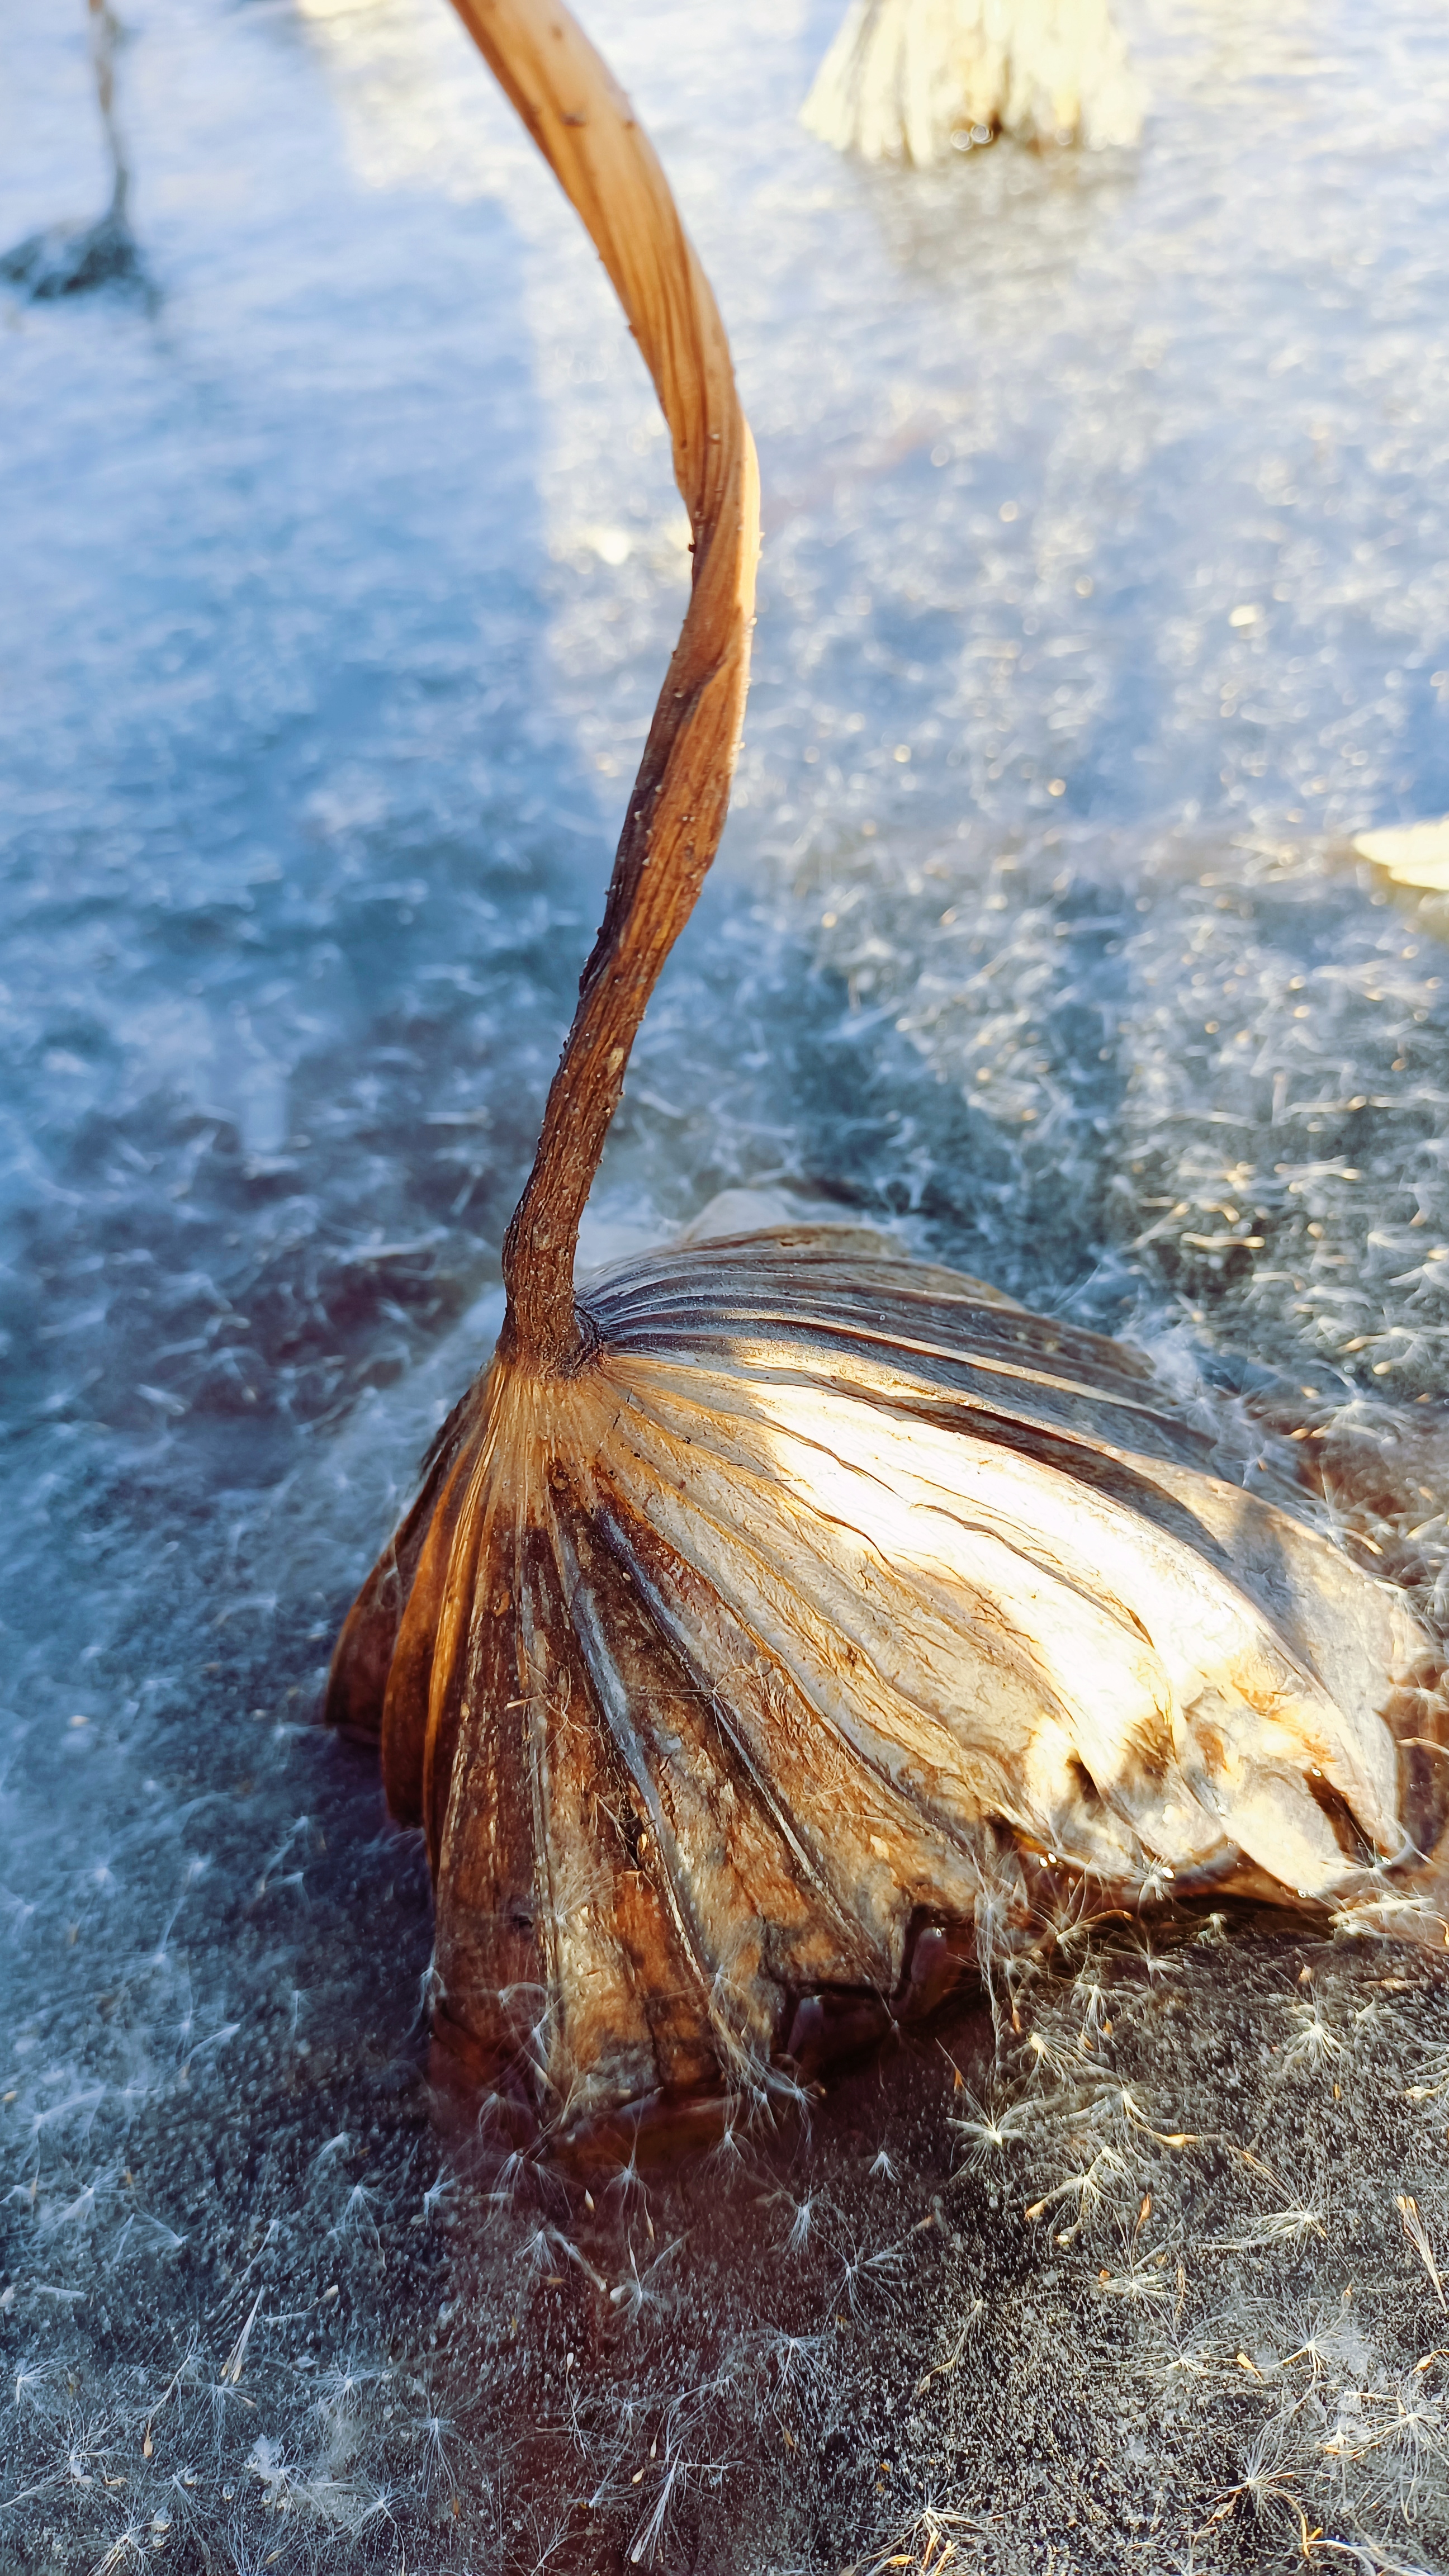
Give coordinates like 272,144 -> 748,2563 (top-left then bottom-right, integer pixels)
326,0 -> 1448,2153
332,1227 -> 1448,2140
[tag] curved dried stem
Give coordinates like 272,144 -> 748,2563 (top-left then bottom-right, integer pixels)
448,0 -> 760,1375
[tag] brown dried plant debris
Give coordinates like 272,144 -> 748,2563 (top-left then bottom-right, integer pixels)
325,0 -> 1449,2153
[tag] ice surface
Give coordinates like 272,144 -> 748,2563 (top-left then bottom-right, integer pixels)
3,0 -> 1449,2566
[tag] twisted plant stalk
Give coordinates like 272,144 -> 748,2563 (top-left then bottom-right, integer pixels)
328,0 -> 1447,2156
450,0 -> 760,1375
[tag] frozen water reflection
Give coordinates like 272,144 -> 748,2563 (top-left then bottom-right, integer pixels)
3,0 -> 1449,2566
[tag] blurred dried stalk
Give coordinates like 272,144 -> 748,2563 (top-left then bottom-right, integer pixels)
0,0 -> 145,301
802,0 -> 1146,164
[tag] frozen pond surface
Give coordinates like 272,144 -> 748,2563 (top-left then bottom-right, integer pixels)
3,0 -> 1449,2567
